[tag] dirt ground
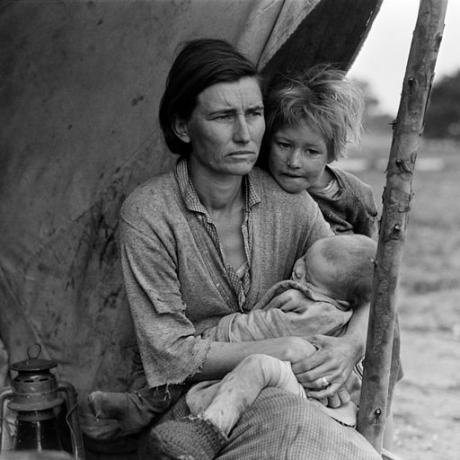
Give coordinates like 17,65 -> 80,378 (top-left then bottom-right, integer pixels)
392,288 -> 460,460
350,138 -> 460,460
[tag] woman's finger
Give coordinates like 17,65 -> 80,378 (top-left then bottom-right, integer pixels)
326,393 -> 341,408
309,335 -> 358,373
298,375 -> 332,390
292,361 -> 337,384
337,387 -> 351,405
292,354 -> 351,387
307,382 -> 342,400
291,347 -> 335,373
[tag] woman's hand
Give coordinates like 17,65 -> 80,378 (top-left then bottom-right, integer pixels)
282,336 -> 317,363
291,334 -> 361,399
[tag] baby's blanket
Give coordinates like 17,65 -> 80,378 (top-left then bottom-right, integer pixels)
203,279 -> 352,342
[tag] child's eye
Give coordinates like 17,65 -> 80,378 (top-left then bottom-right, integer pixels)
277,141 -> 291,149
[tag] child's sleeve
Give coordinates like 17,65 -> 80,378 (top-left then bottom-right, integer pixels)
354,183 -> 379,238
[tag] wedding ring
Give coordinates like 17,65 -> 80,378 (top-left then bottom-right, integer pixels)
320,377 -> 330,388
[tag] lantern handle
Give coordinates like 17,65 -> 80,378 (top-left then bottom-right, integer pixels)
27,343 -> 42,360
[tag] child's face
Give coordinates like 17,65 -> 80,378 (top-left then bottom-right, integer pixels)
268,120 -> 329,194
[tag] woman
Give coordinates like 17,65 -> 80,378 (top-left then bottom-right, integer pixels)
119,39 -> 379,459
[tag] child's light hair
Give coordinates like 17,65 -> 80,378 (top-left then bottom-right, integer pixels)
263,65 -> 364,162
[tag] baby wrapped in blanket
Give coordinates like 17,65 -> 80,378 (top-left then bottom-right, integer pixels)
189,234 -> 376,433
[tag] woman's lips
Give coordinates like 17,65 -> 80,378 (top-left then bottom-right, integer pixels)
229,150 -> 255,156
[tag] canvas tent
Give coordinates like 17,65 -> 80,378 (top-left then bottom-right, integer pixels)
0,0 -> 383,399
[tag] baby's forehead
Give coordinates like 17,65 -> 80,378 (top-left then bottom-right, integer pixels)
310,237 -> 348,256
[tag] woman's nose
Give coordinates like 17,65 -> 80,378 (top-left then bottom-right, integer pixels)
234,116 -> 251,143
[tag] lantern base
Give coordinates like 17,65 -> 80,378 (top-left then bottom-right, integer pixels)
15,410 -> 64,452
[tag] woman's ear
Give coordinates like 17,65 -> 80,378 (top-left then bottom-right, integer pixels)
173,118 -> 191,144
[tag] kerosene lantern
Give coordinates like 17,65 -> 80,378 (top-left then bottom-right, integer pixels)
0,345 -> 85,459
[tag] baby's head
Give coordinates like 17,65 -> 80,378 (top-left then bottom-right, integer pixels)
292,234 -> 377,308
261,66 -> 364,193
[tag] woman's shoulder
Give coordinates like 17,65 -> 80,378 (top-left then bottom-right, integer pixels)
250,167 -> 314,206
121,169 -> 178,225
250,168 -> 323,225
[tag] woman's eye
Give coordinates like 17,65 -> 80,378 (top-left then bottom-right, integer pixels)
247,109 -> 263,118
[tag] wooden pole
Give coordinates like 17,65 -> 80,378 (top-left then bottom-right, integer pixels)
357,0 -> 448,452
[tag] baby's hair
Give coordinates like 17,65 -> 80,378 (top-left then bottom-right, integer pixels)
312,234 -> 377,308
263,65 -> 364,162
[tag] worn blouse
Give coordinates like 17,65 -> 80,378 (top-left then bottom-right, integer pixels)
120,158 -> 332,387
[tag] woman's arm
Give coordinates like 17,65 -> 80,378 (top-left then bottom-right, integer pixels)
192,336 -> 317,381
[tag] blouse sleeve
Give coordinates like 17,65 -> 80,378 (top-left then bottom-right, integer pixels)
119,216 -> 211,388
354,184 -> 378,238
301,191 -> 335,251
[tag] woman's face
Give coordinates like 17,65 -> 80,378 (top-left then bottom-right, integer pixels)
268,120 -> 329,193
181,77 -> 265,177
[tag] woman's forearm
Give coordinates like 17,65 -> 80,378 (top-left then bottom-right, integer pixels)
193,339 -> 287,381
191,337 -> 315,381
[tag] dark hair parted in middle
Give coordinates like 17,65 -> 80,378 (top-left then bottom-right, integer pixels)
159,38 -> 261,156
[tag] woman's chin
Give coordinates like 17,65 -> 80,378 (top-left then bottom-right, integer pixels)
275,177 -> 307,194
225,158 -> 258,176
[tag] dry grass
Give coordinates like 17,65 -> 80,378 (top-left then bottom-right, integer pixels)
339,135 -> 460,460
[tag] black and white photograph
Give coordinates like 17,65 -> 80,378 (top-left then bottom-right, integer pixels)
1,1 -> 459,459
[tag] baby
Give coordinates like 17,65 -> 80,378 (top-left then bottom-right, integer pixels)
202,233 -> 376,343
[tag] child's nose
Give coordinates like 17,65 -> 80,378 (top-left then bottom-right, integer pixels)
287,150 -> 302,168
